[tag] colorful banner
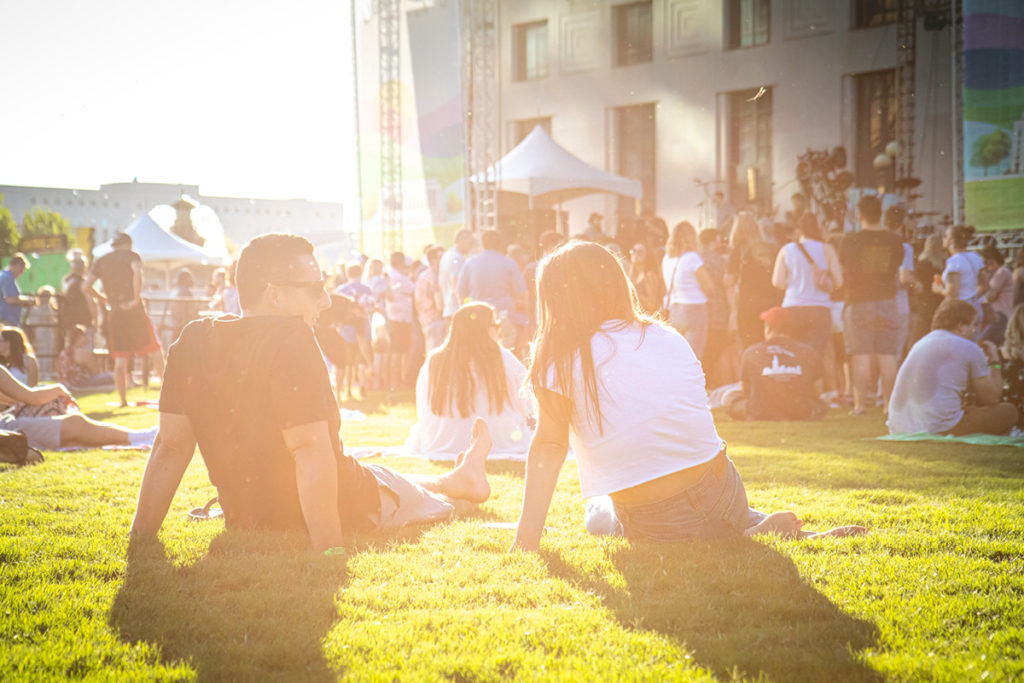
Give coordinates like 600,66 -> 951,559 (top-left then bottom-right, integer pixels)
963,0 -> 1024,231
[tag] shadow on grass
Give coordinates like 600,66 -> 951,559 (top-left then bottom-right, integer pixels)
110,532 -> 349,681
542,540 -> 880,682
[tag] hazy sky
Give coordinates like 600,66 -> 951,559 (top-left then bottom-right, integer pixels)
1,0 -> 358,203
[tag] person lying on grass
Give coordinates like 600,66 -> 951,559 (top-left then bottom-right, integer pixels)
511,242 -> 866,549
130,233 -> 494,554
0,365 -> 157,454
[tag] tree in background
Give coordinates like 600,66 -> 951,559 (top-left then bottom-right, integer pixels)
0,195 -> 20,259
22,207 -> 74,241
969,129 -> 1012,177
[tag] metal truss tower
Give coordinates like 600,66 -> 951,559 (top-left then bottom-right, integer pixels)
462,0 -> 500,235
896,0 -> 917,184
379,0 -> 403,254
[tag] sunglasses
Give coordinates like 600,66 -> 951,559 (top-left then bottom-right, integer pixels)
269,279 -> 327,297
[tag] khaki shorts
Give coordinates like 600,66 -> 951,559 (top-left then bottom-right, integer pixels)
0,413 -> 62,450
363,463 -> 454,530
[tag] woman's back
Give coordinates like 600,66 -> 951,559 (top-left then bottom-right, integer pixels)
780,239 -> 830,308
406,346 -> 536,460
546,322 -> 722,498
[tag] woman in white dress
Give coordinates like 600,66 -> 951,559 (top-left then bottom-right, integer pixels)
405,302 -> 536,461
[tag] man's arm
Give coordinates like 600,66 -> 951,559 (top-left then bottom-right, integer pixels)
282,420 -> 344,552
824,243 -> 844,290
973,341 -> 1003,406
511,388 -> 571,552
123,260 -> 143,310
83,272 -> 108,307
130,413 -> 197,536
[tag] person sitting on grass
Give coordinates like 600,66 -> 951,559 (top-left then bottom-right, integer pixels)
58,325 -> 115,390
130,233 -> 495,553
511,242 -> 865,549
405,302 -> 535,461
0,365 -> 157,451
0,326 -> 39,387
887,299 -> 1017,436
722,306 -> 827,421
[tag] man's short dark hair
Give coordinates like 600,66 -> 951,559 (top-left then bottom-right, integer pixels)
858,195 -> 883,225
236,233 -> 316,309
884,206 -> 905,231
389,251 -> 406,269
8,253 -> 28,270
481,230 -> 503,252
932,299 -> 978,332
426,245 -> 444,263
698,228 -> 719,247
539,230 -> 565,253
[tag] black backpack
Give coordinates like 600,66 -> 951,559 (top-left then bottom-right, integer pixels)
0,429 -> 43,466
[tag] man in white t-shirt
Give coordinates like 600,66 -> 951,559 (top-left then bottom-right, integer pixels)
888,299 -> 1016,435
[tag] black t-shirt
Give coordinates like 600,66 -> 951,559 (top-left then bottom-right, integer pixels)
92,249 -> 141,306
839,230 -> 904,303
741,336 -> 822,420
61,273 -> 92,327
160,315 -> 380,533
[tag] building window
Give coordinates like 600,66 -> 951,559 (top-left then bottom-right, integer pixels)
727,0 -> 770,49
727,87 -> 773,209
853,0 -> 898,29
513,20 -> 548,82
613,1 -> 653,67
511,116 -> 551,147
613,102 -> 656,216
854,69 -> 898,185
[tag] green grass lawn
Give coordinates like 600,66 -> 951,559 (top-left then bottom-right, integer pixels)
2,389 -> 1023,681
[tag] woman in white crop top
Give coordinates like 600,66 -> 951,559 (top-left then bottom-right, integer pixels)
770,213 -> 843,360
511,242 -> 865,549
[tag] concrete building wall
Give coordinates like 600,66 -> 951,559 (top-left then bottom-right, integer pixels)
498,0 -> 953,235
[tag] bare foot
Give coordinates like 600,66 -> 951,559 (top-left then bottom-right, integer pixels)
800,525 -> 868,539
745,511 -> 804,538
442,418 -> 491,504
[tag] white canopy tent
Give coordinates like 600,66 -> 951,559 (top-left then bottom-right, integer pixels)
93,211 -> 227,270
468,126 -> 643,204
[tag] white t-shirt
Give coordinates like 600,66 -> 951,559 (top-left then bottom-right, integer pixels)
662,252 -> 707,305
943,251 -> 984,302
543,321 -> 723,498
887,329 -> 989,434
781,239 -> 830,308
405,346 -> 536,461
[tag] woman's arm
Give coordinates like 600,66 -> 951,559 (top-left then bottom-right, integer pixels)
933,271 -> 960,299
770,248 -> 788,290
26,355 -> 38,387
695,265 -> 716,297
511,388 -> 571,552
825,243 -> 844,290
0,365 -> 70,406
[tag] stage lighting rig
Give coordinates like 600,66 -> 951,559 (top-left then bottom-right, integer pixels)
795,146 -> 852,232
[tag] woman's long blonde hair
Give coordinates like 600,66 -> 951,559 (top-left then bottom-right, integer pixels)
530,242 -> 655,432
427,303 -> 510,418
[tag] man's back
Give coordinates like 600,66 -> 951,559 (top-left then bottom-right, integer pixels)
741,336 -> 823,420
840,230 -> 904,303
160,315 -> 379,531
93,249 -> 139,305
888,329 -> 988,434
457,250 -> 526,313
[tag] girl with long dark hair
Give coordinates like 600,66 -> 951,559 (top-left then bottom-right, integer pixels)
511,242 -> 864,548
405,302 -> 535,461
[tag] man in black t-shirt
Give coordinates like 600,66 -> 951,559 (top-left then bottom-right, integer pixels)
839,195 -> 905,415
85,232 -> 164,407
130,233 -> 493,553
724,307 -> 827,421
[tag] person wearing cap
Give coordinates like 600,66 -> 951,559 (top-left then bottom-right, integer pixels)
722,306 -> 827,421
85,232 -> 164,407
0,253 -> 36,327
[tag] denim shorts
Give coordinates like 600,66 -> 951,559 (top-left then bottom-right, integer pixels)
608,451 -> 756,541
843,298 -> 899,355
